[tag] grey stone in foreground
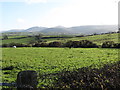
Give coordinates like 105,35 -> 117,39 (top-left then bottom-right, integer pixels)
16,70 -> 38,89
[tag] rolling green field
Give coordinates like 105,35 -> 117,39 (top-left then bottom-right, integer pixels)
1,32 -> 119,88
1,47 -> 119,87
1,33 -> 119,45
2,37 -> 35,45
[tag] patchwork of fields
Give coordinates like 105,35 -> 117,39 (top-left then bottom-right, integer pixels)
1,47 -> 119,87
1,33 -> 119,45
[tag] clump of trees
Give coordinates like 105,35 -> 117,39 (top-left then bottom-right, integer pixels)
79,40 -> 98,48
39,42 -> 48,47
64,40 -> 98,48
102,41 -> 120,48
49,41 -> 62,47
102,41 -> 115,48
2,35 -> 8,40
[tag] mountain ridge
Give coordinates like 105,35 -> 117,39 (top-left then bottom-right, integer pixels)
2,25 -> 118,35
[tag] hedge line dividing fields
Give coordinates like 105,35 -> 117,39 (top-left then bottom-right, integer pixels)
1,47 -> 119,88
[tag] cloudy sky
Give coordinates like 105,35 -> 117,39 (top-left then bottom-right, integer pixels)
0,0 -> 119,31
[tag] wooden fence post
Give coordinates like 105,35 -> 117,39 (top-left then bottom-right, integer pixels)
16,70 -> 38,90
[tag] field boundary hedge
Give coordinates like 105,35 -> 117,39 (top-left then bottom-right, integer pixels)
1,40 -> 120,48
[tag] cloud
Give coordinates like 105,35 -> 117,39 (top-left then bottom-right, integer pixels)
0,0 -> 25,2
0,0 -> 48,3
40,0 -> 118,27
25,0 -> 47,4
17,18 -> 25,23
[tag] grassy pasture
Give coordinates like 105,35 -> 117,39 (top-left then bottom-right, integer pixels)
52,33 -> 119,45
1,33 -> 119,45
1,47 -> 119,87
2,37 -> 35,45
68,33 -> 118,45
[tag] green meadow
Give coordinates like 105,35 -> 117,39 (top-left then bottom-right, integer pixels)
1,47 -> 119,87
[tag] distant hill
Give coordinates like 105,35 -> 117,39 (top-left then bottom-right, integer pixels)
3,29 -> 25,32
2,25 -> 118,35
69,25 -> 118,34
25,26 -> 47,32
40,26 -> 71,35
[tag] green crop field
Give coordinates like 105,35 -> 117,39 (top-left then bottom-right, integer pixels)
1,47 -> 119,88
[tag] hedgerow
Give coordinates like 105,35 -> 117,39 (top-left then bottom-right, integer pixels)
2,40 -> 120,48
53,61 -> 120,89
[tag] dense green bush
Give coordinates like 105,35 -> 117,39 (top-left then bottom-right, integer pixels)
39,42 -> 48,47
101,41 -> 120,48
71,41 -> 80,48
54,61 -> 120,89
79,40 -> 98,48
113,43 -> 120,48
64,40 -> 98,48
32,43 -> 41,47
102,41 -> 115,48
48,41 -> 62,47
64,40 -> 73,48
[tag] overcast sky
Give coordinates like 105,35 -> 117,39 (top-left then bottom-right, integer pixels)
0,0 -> 119,31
